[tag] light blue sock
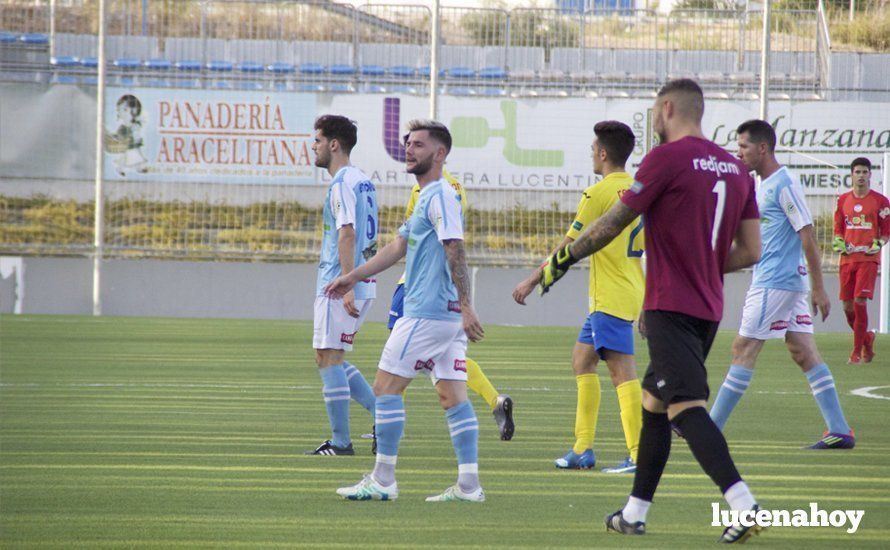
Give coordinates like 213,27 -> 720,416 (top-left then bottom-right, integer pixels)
319,364 -> 351,448
372,394 -> 405,487
806,363 -> 851,435
446,400 -> 480,492
343,363 -> 375,413
710,364 -> 754,430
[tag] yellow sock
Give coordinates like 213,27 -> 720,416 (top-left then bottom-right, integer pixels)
466,357 -> 499,410
616,379 -> 642,463
573,373 -> 601,454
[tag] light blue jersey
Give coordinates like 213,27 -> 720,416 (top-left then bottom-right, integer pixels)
316,166 -> 378,299
751,166 -> 813,292
398,178 -> 465,320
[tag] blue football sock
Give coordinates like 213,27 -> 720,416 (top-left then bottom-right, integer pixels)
372,394 -> 405,487
319,364 -> 351,448
374,394 -> 405,457
710,364 -> 754,430
446,400 -> 480,492
343,363 -> 376,413
806,363 -> 851,435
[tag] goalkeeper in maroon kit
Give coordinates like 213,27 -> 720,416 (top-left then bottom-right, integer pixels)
540,79 -> 764,543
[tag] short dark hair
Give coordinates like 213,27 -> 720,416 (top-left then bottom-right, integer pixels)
657,78 -> 704,120
593,120 -> 635,166
404,119 -> 452,153
851,157 -> 872,172
314,114 -> 357,154
737,119 -> 777,152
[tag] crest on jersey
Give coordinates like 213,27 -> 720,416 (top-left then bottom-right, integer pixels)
854,204 -> 863,213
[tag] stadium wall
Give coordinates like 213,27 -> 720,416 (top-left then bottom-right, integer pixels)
0,256 -> 865,333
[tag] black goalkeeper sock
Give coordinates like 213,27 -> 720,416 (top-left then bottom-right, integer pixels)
630,408 -> 672,502
671,406 -> 742,493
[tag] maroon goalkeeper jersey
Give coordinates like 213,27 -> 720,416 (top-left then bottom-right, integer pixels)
621,136 -> 759,321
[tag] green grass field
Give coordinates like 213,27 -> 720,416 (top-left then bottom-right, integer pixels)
1,315 -> 889,548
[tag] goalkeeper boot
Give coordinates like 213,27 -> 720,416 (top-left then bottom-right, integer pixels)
718,505 -> 764,543
555,448 -> 596,469
807,430 -> 855,450
604,510 -> 645,535
492,395 -> 514,441
863,331 -> 876,363
305,440 -> 354,456
425,485 -> 485,503
602,456 -> 636,474
336,474 -> 398,501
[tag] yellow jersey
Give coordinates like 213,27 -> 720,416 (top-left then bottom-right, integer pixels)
405,168 -> 467,217
399,169 -> 467,285
566,172 -> 645,320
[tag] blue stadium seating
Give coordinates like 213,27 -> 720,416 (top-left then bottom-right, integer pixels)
299,63 -> 326,75
389,65 -> 417,78
50,55 -> 79,84
19,33 -> 49,45
447,87 -> 476,96
328,82 -> 356,93
390,85 -> 419,95
360,65 -> 386,77
267,62 -> 295,75
329,64 -> 355,76
0,32 -> 17,44
480,87 -> 508,97
479,66 -> 507,80
446,66 -> 475,79
174,60 -> 202,88
298,83 -> 325,92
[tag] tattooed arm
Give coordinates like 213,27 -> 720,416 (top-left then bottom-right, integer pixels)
568,202 -> 639,260
444,238 -> 484,342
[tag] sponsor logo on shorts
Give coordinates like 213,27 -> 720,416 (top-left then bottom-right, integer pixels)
340,332 -> 355,344
798,265 -> 808,276
796,314 -> 812,325
861,288 -> 873,296
656,379 -> 666,389
770,320 -> 789,331
453,359 -> 467,372
447,300 -> 462,313
414,359 -> 435,371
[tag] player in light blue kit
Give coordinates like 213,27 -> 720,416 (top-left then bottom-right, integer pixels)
710,119 -> 854,450
306,115 -> 379,456
326,119 -> 486,502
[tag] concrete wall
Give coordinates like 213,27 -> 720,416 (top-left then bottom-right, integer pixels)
0,256 -> 872,333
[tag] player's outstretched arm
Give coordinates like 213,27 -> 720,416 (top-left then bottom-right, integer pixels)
538,203 -> 636,295
569,202 -> 637,260
325,236 -> 407,298
444,238 -> 484,342
799,225 -> 830,321
513,236 -> 572,305
724,219 -> 762,273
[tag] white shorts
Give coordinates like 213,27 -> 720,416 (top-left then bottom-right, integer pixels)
312,296 -> 373,351
739,287 -> 814,340
379,317 -> 468,382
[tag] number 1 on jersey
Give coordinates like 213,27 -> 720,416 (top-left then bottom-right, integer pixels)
711,180 -> 726,250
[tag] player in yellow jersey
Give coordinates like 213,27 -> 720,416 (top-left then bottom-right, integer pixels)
388,168 -> 515,441
513,121 -> 643,473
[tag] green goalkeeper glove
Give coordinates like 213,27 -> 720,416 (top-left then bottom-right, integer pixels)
832,236 -> 847,254
866,238 -> 885,255
539,244 -> 579,295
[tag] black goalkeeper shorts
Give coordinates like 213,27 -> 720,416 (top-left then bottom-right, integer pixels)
641,310 -> 719,405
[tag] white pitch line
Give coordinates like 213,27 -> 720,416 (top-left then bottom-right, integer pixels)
850,385 -> 890,401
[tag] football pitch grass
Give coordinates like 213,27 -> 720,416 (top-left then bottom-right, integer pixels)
1,315 -> 889,548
